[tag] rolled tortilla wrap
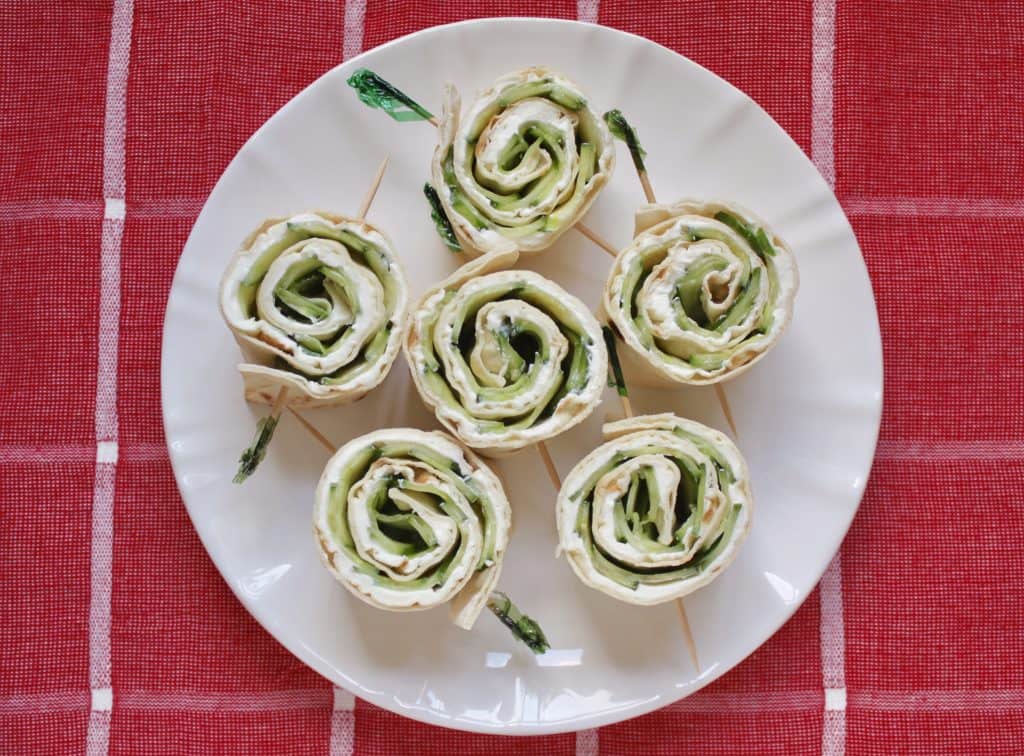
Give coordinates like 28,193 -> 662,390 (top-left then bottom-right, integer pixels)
313,428 -> 511,630
405,249 -> 608,455
219,212 -> 408,408
557,413 -> 752,605
604,200 -> 798,386
430,67 -> 615,257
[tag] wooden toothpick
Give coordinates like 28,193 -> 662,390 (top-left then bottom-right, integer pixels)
605,325 -> 700,673
599,110 -> 738,439
233,156 -> 391,483
574,222 -> 619,258
536,441 -> 563,490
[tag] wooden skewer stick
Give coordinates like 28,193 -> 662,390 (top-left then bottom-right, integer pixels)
675,597 -> 701,674
638,171 -> 657,205
713,383 -> 739,440
234,156 -> 392,482
575,222 -> 619,258
604,116 -> 738,440
356,155 -> 390,219
286,407 -> 337,454
536,441 -> 563,490
282,152 -> 391,444
612,371 -> 700,674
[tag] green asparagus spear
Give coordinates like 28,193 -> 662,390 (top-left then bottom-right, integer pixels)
423,183 -> 461,251
233,414 -> 280,484
347,68 -> 434,122
602,325 -> 629,397
603,109 -> 647,174
486,591 -> 550,654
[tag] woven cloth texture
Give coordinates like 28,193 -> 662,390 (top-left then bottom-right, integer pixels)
1,1 -> 1022,754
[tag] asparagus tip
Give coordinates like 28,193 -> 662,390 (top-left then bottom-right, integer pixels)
602,109 -> 647,173
487,591 -> 550,655
233,414 -> 280,484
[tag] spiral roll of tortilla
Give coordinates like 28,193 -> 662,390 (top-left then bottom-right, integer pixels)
406,250 -> 607,455
219,212 -> 408,408
603,200 -> 799,386
313,428 -> 510,630
556,413 -> 752,605
430,67 -> 615,257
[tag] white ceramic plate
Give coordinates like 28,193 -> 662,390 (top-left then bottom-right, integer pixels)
162,18 -> 881,735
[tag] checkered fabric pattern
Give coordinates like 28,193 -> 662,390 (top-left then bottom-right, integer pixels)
2,1 -> 1022,754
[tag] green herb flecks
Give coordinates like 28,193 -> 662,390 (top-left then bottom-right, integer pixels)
347,68 -> 434,122
423,183 -> 461,251
602,325 -> 629,397
603,109 -> 647,174
233,414 -> 280,484
487,591 -> 550,654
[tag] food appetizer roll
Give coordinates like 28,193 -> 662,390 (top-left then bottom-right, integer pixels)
313,428 -> 510,630
603,200 -> 799,386
430,67 -> 615,257
219,212 -> 408,408
406,249 -> 608,455
557,413 -> 752,605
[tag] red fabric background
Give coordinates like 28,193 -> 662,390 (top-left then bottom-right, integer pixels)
1,1 -> 1022,754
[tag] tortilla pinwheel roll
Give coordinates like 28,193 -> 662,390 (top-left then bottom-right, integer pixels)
557,413 -> 752,605
313,428 -> 510,630
603,200 -> 799,386
405,249 -> 608,455
430,67 -> 615,257
219,212 -> 408,408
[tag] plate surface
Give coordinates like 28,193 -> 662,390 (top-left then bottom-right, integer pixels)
161,18 -> 882,735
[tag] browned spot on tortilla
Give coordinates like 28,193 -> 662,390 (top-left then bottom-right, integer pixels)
257,331 -> 292,353
317,535 -> 336,568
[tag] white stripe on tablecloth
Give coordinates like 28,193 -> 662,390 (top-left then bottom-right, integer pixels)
119,688 -> 334,711
812,1 -> 845,753
820,557 -> 847,755
0,692 -> 91,713
88,1 -> 133,754
329,687 -> 356,756
0,442 -> 169,464
5,687 -> 1024,713
666,689 -> 824,713
0,197 -> 205,220
811,0 -> 836,189
577,0 -> 600,24
575,727 -> 599,756
8,194 -> 1024,222
330,11 -> 368,752
0,198 -> 104,220
875,440 -> 1024,461
343,0 -> 366,62
851,690 -> 1024,711
574,3 -> 600,746
844,196 -> 1024,218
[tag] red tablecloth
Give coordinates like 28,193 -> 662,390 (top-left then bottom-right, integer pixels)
2,1 -> 1022,754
